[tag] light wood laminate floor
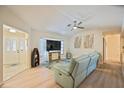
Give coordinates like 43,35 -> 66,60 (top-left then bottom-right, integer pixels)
3,63 -> 27,81
1,62 -> 124,88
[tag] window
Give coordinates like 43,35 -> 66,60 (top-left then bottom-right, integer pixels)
5,39 -> 11,52
6,39 -> 17,52
11,39 -> 17,51
61,41 -> 64,54
19,40 -> 25,50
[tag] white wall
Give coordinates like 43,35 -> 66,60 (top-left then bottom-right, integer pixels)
0,6 -> 31,33
68,30 -> 103,58
68,27 -> 122,64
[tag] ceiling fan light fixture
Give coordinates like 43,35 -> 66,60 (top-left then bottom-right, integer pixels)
73,26 -> 77,30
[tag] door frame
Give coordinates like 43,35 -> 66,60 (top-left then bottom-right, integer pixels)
2,24 -> 30,81
103,31 -> 121,64
103,37 -> 105,63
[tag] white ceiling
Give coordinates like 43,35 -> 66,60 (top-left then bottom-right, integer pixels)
6,5 -> 124,35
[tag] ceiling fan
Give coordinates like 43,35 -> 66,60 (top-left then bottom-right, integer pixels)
67,20 -> 84,31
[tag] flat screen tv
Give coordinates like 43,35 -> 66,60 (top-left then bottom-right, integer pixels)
46,40 -> 61,51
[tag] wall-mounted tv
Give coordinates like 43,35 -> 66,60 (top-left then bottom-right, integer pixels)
46,40 -> 61,51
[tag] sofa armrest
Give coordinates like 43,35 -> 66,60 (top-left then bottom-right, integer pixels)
53,64 -> 71,76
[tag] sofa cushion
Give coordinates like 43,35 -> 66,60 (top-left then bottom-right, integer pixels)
72,56 -> 91,78
75,54 -> 89,61
53,63 -> 71,76
68,55 -> 90,74
69,59 -> 77,73
88,51 -> 100,66
89,51 -> 98,57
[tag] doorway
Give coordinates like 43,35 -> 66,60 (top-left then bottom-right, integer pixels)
103,33 -> 121,64
3,25 -> 29,81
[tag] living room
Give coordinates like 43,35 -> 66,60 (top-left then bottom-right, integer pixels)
0,5 -> 124,89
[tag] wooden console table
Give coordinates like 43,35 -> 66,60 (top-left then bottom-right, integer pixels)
49,51 -> 61,62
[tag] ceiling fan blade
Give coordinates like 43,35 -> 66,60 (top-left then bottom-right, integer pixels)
78,22 -> 82,25
67,24 -> 71,27
77,26 -> 85,29
71,28 -> 73,31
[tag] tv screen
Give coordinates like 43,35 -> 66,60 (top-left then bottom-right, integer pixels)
46,40 -> 61,51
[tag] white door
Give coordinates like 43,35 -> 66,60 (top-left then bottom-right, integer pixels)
3,25 -> 29,81
5,37 -> 27,62
19,38 -> 27,69
4,38 -> 19,65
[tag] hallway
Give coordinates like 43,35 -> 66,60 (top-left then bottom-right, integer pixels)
1,62 -> 124,88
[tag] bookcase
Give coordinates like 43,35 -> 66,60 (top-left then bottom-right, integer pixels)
31,48 -> 40,67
